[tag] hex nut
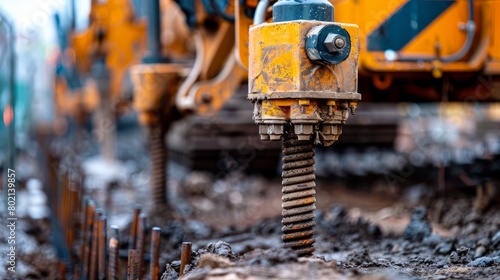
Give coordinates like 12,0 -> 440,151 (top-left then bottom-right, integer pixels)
259,124 -> 270,140
297,135 -> 311,141
269,134 -> 282,140
268,124 -> 284,135
322,125 -> 342,135
294,124 -> 314,135
259,124 -> 269,134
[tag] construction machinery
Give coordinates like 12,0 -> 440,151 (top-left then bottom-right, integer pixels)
49,0 -> 500,260
131,0 -> 360,255
247,0 -> 360,256
53,0 -> 146,159
164,0 -> 500,255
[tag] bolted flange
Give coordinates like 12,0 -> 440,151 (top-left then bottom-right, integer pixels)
306,24 -> 351,65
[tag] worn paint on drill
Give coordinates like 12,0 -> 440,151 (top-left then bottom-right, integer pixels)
249,21 -> 360,98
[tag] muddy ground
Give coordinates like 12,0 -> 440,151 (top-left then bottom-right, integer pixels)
2,159 -> 500,279
2,149 -> 500,280
151,171 -> 500,280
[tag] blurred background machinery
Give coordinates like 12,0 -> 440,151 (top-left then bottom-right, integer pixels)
48,0 -> 500,174
42,0 -> 500,228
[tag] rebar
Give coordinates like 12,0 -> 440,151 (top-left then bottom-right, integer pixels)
68,187 -> 80,258
98,216 -> 107,280
89,210 -> 102,280
150,227 -> 161,280
108,226 -> 120,280
136,214 -> 147,278
180,242 -> 192,276
149,125 -> 168,207
129,206 -> 141,249
127,249 -> 140,280
281,128 -> 316,256
81,201 -> 95,279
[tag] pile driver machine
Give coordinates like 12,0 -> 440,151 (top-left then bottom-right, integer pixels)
128,0 -> 361,255
52,0 -> 500,258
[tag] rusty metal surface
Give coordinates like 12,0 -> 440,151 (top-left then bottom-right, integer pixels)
127,249 -> 140,280
136,214 -> 147,278
281,132 -> 317,256
248,91 -> 361,100
89,210 -> 102,280
97,216 -> 107,280
180,242 -> 193,276
129,206 -> 141,250
108,226 -> 120,280
150,227 -> 161,280
81,201 -> 96,279
148,126 -> 169,208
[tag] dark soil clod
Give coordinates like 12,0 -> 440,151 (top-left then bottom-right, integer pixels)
450,246 -> 471,264
345,248 -> 375,266
404,206 -> 432,242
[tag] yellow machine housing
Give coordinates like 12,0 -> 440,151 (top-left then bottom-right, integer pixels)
249,20 -> 361,146
331,0 -> 500,100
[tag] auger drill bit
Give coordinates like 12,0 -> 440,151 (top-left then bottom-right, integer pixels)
248,0 -> 360,255
281,128 -> 317,256
148,125 -> 168,207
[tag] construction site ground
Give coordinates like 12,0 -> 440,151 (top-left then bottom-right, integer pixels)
3,150 -> 500,279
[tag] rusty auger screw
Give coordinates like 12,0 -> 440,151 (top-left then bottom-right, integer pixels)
148,125 -> 169,207
281,128 -> 317,256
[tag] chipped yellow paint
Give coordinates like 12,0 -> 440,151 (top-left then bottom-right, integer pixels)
298,99 -> 310,106
249,21 -> 359,97
260,99 -> 322,122
291,100 -> 319,117
261,100 -> 289,119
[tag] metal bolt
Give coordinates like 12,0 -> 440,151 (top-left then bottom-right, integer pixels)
259,124 -> 270,140
294,124 -> 314,141
335,37 -> 345,48
268,124 -> 284,140
349,101 -> 357,115
324,33 -> 346,53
